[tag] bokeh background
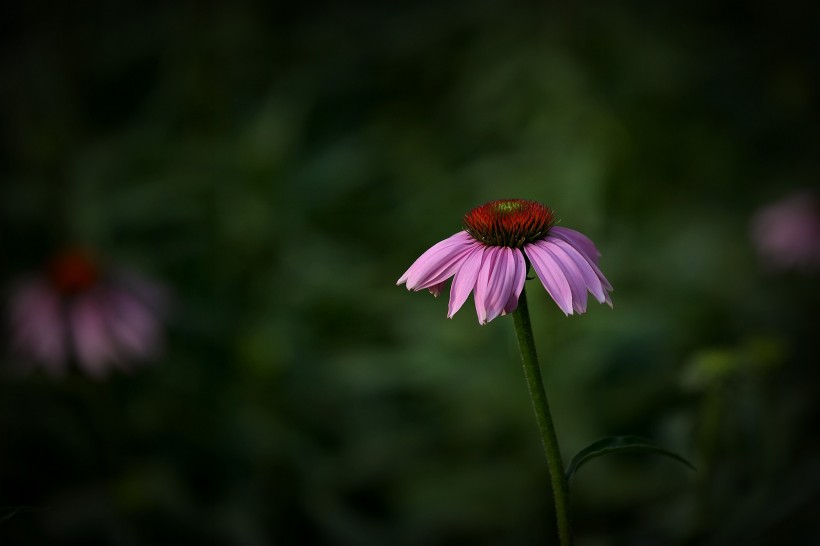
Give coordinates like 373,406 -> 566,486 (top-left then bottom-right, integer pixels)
1,1 -> 819,544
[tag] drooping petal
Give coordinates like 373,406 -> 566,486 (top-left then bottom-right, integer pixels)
752,191 -> 820,270
524,243 -> 574,315
414,245 -> 479,290
487,247 -> 517,323
597,263 -> 614,294
10,279 -> 67,373
551,229 -> 613,293
548,237 -> 607,303
501,248 -> 526,315
474,247 -> 517,324
550,226 -> 601,264
69,293 -> 117,377
473,247 -> 497,324
447,245 -> 485,318
536,240 -> 588,313
105,289 -> 161,361
397,231 -> 478,290
472,247 -> 505,324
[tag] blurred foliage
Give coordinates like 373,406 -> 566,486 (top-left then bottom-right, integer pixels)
1,1 -> 819,545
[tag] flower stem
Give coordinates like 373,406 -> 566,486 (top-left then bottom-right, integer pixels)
512,286 -> 573,546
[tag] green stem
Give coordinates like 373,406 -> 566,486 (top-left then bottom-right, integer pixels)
512,286 -> 573,546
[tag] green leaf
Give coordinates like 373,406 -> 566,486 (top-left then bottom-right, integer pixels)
565,435 -> 695,482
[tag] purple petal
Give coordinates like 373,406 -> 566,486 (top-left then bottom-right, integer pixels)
546,237 -> 606,303
416,245 -> 479,289
472,247 -> 496,324
524,243 -> 574,315
486,247 -> 517,323
105,289 -> 161,360
447,245 -> 484,318
551,229 -> 612,292
474,247 -> 517,324
10,279 -> 67,372
752,192 -> 820,270
537,240 -> 588,313
550,227 -> 601,264
501,248 -> 526,315
69,293 -> 117,376
473,247 -> 498,324
585,254 -> 612,293
398,231 -> 478,290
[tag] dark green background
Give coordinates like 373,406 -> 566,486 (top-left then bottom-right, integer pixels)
1,1 -> 818,544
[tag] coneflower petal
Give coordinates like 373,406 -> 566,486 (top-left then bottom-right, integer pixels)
550,226 -> 601,264
537,240 -> 588,314
106,290 -> 160,360
548,237 -> 607,303
398,231 -> 476,290
552,230 -> 613,292
524,243 -> 574,316
70,294 -> 117,377
11,280 -> 67,372
502,248 -> 526,315
397,201 -> 613,321
482,247 -> 517,324
448,245 -> 485,318
415,245 -> 479,290
585,253 -> 613,293
474,247 -> 503,324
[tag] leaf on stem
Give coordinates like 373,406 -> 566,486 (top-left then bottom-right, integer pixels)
565,435 -> 695,482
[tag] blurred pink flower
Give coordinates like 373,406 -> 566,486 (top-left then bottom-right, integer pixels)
8,249 -> 168,376
397,199 -> 613,324
752,191 -> 820,271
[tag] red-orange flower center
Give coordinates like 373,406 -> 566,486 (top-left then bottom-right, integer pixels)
48,249 -> 99,295
463,199 -> 556,247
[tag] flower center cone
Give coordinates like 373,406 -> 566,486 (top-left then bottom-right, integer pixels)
463,199 -> 556,247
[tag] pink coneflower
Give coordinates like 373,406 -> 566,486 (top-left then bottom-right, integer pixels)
7,249 -> 167,376
752,191 -> 820,271
397,199 -> 613,324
